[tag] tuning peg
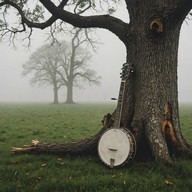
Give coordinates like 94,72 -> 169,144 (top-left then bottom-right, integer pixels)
123,63 -> 129,67
130,67 -> 134,73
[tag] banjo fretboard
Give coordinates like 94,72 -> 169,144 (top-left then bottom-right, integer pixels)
113,63 -> 133,128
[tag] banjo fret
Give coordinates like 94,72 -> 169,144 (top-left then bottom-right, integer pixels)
114,63 -> 132,128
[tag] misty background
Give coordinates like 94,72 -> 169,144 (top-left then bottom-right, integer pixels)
0,11 -> 192,103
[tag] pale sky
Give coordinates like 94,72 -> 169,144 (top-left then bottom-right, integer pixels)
0,8 -> 192,103
0,29 -> 125,103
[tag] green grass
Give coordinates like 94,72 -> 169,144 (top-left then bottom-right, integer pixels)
0,102 -> 192,192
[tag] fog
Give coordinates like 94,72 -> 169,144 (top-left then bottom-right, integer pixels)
0,29 -> 125,103
0,16 -> 192,103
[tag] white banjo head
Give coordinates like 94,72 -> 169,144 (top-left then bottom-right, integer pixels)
98,128 -> 136,168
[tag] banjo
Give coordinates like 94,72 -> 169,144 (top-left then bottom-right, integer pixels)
98,63 -> 136,168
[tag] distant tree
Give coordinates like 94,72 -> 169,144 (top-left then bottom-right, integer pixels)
57,28 -> 101,104
22,29 -> 101,104
22,44 -> 63,104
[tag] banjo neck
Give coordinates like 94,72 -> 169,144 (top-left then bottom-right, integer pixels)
113,80 -> 126,128
113,63 -> 133,128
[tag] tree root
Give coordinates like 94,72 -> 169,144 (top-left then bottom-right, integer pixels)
166,137 -> 192,160
11,107 -> 192,166
12,128 -> 107,155
162,102 -> 192,160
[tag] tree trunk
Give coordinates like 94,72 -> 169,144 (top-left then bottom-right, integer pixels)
12,128 -> 109,155
53,84 -> 59,104
65,81 -> 74,104
124,22 -> 180,163
121,7 -> 192,163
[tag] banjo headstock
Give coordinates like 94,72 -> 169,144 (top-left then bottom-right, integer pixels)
120,63 -> 133,81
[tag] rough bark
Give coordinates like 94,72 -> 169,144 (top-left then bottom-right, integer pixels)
121,1 -> 192,163
120,5 -> 186,164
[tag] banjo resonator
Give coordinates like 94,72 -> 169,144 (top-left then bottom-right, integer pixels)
98,128 -> 136,168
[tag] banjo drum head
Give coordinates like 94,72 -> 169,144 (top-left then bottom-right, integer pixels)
98,128 -> 136,167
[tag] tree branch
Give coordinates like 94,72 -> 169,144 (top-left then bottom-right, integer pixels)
0,0 -> 71,34
74,71 -> 101,86
39,0 -> 129,42
0,0 -> 130,43
1,0 -> 57,30
174,0 -> 192,21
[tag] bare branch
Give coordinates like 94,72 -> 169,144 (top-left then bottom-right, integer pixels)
175,0 -> 192,21
1,0 -> 57,29
74,71 -> 101,86
39,0 -> 128,41
0,0 -> 70,45
74,0 -> 92,14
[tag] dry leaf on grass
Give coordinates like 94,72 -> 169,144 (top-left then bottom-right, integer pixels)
165,179 -> 173,185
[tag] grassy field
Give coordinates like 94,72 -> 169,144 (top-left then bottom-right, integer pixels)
0,102 -> 192,192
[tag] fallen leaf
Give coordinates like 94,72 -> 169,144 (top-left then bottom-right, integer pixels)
32,139 -> 40,146
119,172 -> 123,175
11,160 -> 20,164
165,179 -> 173,185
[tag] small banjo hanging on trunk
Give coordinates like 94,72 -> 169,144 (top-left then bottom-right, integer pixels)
98,63 -> 136,168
